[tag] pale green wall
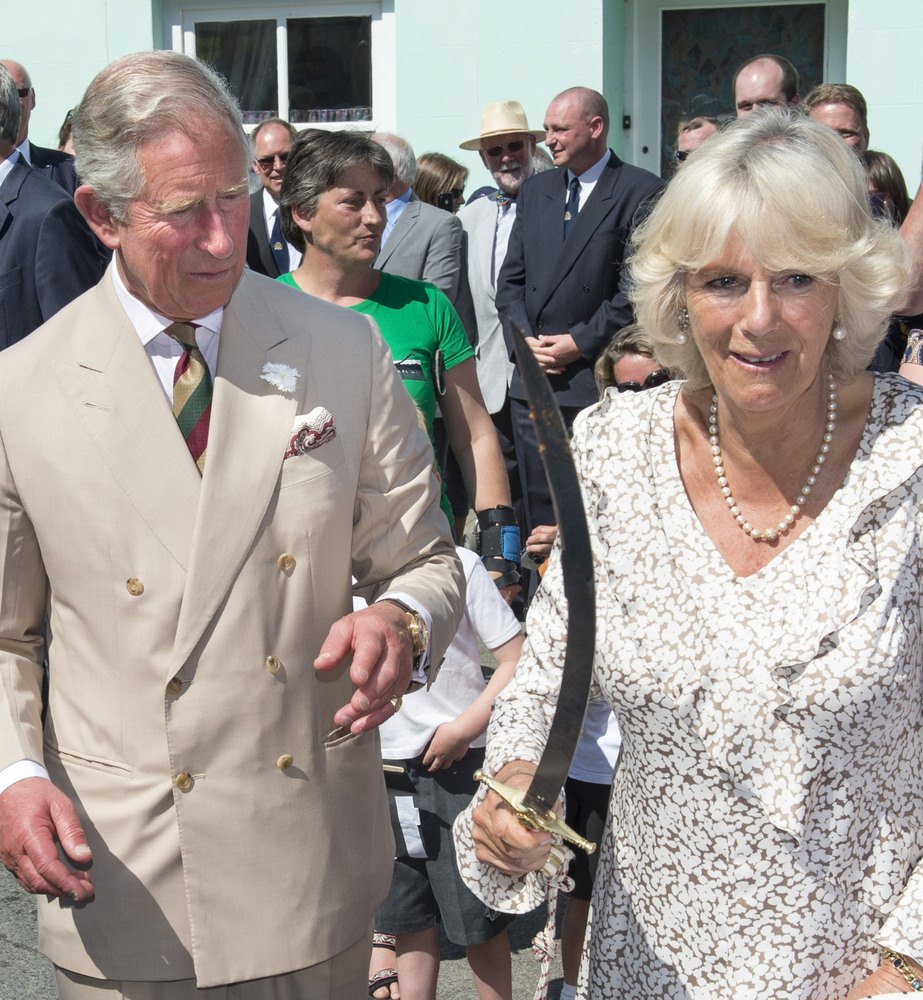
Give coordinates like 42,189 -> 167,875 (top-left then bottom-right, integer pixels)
0,0 -> 155,149
846,0 -> 923,194
3,0 -> 921,196
389,0 -> 615,193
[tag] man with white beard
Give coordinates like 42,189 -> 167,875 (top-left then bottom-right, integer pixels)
457,101 -> 544,548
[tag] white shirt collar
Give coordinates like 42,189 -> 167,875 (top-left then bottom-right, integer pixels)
261,186 -> 280,227
16,138 -> 32,165
110,260 -> 225,347
0,148 -> 21,187
567,148 -> 611,185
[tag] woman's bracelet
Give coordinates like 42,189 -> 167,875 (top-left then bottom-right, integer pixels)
883,949 -> 923,991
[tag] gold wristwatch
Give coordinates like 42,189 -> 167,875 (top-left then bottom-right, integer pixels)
381,599 -> 429,664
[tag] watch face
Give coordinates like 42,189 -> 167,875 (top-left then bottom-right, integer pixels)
410,613 -> 429,655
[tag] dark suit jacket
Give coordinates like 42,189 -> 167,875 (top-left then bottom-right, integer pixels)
246,189 -> 280,277
0,159 -> 106,350
28,143 -> 78,196
497,150 -> 663,407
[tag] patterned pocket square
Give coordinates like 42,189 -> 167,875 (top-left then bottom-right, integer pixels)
285,407 -> 336,458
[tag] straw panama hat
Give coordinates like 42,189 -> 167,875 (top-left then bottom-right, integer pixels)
459,100 -> 546,150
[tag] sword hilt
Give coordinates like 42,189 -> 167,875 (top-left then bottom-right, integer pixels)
474,769 -> 596,856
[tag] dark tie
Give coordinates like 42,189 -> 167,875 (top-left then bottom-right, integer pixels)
564,176 -> 581,237
164,323 -> 212,475
270,209 -> 289,275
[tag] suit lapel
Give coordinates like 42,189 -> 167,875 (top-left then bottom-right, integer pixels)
554,152 -> 620,278
171,271 -> 302,667
469,199 -> 499,297
0,162 -> 27,238
249,192 -> 278,277
51,272 -> 202,571
377,196 -> 419,266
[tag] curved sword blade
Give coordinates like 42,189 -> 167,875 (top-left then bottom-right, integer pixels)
510,324 -> 596,817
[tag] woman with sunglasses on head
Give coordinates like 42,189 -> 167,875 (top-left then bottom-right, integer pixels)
594,323 -> 674,394
457,111 -> 923,999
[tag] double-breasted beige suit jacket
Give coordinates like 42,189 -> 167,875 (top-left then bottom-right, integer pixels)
0,267 -> 464,987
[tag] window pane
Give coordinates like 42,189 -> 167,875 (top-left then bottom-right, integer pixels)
660,4 -> 825,177
196,19 -> 278,124
287,16 -> 372,123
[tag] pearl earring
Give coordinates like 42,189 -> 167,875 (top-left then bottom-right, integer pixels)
831,324 -> 846,341
677,308 -> 689,345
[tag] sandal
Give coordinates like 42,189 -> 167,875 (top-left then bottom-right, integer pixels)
369,931 -> 399,1000
368,967 -> 399,999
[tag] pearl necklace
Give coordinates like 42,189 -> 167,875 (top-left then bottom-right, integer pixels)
708,378 -> 837,543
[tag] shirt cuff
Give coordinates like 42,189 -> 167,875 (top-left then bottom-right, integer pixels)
377,591 -> 432,686
0,759 -> 50,796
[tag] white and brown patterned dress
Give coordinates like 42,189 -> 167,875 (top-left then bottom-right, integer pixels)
455,374 -> 923,999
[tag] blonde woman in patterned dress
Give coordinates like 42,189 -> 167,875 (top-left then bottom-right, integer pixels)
454,111 -> 923,999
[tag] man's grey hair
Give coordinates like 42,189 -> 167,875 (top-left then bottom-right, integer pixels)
0,63 -> 21,146
72,50 -> 249,223
372,133 -> 416,186
279,128 -> 394,253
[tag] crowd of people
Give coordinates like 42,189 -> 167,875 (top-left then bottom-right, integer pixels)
0,43 -> 922,1000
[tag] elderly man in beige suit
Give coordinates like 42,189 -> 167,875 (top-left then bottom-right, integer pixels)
0,51 -> 463,999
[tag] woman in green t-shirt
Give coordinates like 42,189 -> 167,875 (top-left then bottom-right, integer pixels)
275,128 -> 514,559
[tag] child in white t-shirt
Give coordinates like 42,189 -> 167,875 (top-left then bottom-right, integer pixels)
370,546 -> 523,1000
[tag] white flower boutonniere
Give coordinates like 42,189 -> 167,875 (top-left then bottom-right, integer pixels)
261,362 -> 300,394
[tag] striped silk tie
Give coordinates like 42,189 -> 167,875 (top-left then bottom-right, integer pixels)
164,323 -> 212,474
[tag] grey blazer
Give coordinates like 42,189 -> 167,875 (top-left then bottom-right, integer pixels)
457,195 -> 514,414
374,193 -> 463,302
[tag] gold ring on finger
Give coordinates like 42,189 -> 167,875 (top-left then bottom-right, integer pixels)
390,695 -> 402,713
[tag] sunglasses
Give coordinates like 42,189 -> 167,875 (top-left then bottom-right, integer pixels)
256,151 -> 289,171
616,368 -> 672,393
447,188 -> 464,199
16,87 -> 31,100
674,149 -> 690,162
485,139 -> 526,157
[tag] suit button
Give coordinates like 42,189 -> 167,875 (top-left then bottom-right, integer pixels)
537,320 -> 544,329
126,578 -> 144,596
277,553 -> 296,573
583,284 -> 590,293
266,655 -> 282,674
175,772 -> 194,792
167,677 -> 183,696
277,754 -> 294,770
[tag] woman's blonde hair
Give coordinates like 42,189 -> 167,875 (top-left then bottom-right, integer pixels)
629,110 -> 911,390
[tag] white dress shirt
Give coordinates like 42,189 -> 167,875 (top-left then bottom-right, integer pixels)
492,198 -> 517,287
0,147 -> 21,188
565,148 -> 612,207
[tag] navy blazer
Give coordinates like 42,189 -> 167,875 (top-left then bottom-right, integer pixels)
497,150 -> 662,407
29,143 -> 78,196
0,160 -> 105,350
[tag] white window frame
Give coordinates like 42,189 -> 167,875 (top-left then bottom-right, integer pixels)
162,0 -> 396,131
623,0 -> 848,172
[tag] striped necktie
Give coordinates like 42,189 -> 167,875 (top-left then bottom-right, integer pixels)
164,322 -> 212,474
